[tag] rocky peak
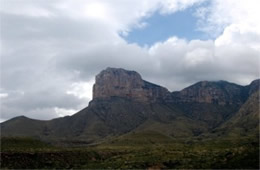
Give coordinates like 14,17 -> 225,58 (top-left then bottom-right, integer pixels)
171,80 -> 245,105
93,67 -> 169,102
248,79 -> 260,95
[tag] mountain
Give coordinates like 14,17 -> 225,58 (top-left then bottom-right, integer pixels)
1,67 -> 259,144
213,90 -> 259,137
93,68 -> 170,102
168,80 -> 248,128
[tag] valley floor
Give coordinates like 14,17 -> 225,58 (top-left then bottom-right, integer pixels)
0,136 -> 259,169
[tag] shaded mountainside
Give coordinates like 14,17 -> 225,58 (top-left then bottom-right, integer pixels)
1,68 -> 259,144
213,90 -> 260,137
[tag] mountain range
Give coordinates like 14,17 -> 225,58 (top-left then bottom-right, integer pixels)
1,67 -> 259,144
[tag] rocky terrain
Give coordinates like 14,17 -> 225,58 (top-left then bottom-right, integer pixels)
1,68 -> 259,142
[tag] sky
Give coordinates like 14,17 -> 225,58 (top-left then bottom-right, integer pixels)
0,0 -> 260,122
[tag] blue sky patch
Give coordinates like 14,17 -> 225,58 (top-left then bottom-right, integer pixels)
122,5 -> 209,46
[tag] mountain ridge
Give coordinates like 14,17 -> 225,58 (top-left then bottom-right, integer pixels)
1,67 -> 259,144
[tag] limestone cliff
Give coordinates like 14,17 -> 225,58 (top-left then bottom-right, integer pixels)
93,67 -> 169,102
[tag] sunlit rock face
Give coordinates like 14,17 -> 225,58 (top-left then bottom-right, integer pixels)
93,67 -> 169,102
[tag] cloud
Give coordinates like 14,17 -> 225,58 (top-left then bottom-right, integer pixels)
0,93 -> 8,98
195,0 -> 260,37
54,107 -> 78,117
146,37 -> 259,89
66,81 -> 94,100
0,0 -> 259,121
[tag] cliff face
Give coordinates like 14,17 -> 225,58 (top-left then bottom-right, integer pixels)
93,68 -> 258,105
93,68 -> 169,102
171,81 -> 246,105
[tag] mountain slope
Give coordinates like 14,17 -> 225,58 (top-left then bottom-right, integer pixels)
213,90 -> 259,137
1,116 -> 47,137
1,68 -> 259,144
